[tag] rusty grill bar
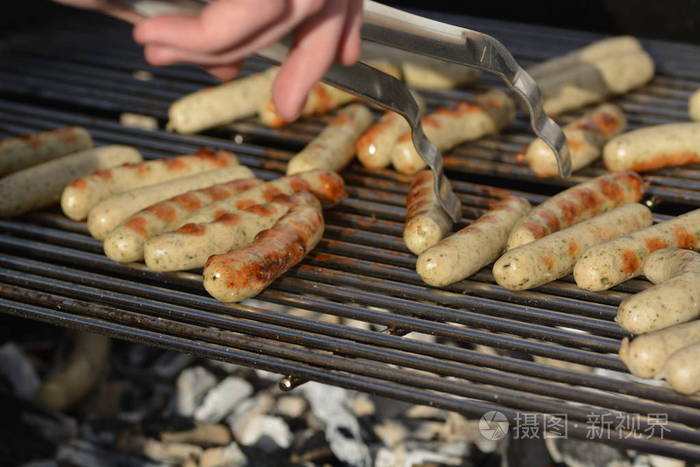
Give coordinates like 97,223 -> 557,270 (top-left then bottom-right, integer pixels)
2,10 -> 700,461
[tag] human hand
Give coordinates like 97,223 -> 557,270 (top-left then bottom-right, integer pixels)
132,0 -> 363,122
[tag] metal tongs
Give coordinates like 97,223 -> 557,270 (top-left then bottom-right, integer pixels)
105,0 -> 571,222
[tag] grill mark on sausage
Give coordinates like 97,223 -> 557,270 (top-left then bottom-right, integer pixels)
674,226 -> 697,249
172,193 -> 202,212
146,203 -> 177,222
92,169 -> 113,181
645,237 -> 668,252
69,178 -> 88,190
177,223 -> 207,236
621,250 -> 641,275
124,216 -> 148,237
629,152 -> 700,172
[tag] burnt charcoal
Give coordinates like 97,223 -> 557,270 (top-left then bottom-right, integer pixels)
0,342 -> 40,399
227,393 -> 275,440
80,417 -> 131,446
546,436 -> 630,467
504,434 -> 553,467
160,422 -> 232,447
194,376 -> 253,423
199,443 -> 247,467
152,352 -> 195,380
141,415 -> 195,439
57,440 -> 167,467
0,391 -> 77,464
238,415 -> 292,453
290,429 -> 338,465
18,461 -> 59,467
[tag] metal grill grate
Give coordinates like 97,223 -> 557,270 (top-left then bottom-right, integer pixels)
2,9 -> 700,461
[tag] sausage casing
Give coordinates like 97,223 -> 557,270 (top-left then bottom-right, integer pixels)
616,248 -> 700,334
145,191 -> 320,272
391,91 -> 515,175
62,148 -> 239,221
507,171 -> 644,250
203,203 -> 324,302
603,122 -> 700,172
287,104 -> 374,175
525,104 -> 626,177
538,50 -> 654,116
403,170 -> 454,255
526,36 -> 642,80
643,247 -> 700,284
0,145 -> 141,218
103,178 -> 262,263
87,165 -> 254,240
618,320 -> 700,379
168,67 -> 277,134
662,343 -> 700,395
689,89 -> 700,122
574,208 -> 700,291
0,126 -> 93,177
494,203 -> 652,291
180,170 -> 345,226
417,196 -> 530,287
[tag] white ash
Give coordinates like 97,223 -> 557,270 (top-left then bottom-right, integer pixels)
194,376 -> 253,423
227,392 -> 276,440
275,395 -> 307,419
176,366 -> 217,417
237,415 -> 293,452
303,382 -> 371,467
0,342 -> 40,399
254,369 -> 282,381
633,454 -> 687,467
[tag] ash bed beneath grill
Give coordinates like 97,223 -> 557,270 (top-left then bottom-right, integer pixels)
1,7 -> 700,463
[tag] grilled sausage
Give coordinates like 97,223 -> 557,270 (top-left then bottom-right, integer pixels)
616,248 -> 700,334
618,320 -> 700,379
662,343 -> 700,395
62,148 -> 240,221
258,61 -> 400,128
494,203 -> 651,291
356,93 -> 425,171
573,208 -> 700,291
0,126 -> 93,177
391,90 -> 515,175
417,196 -> 531,286
506,171 -> 645,250
102,178 -> 262,263
87,165 -> 254,240
145,191 -> 320,272
526,36 -> 642,80
538,50 -> 654,116
525,104 -> 626,177
357,111 -> 408,170
180,170 -> 345,226
403,170 -> 454,255
287,104 -> 374,175
203,203 -> 324,302
689,89 -> 700,122
167,67 -> 278,134
0,146 -> 141,218
362,42 -> 480,89
603,123 -> 700,172
643,247 -> 700,284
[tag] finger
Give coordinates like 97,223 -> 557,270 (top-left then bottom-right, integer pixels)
271,0 -> 348,121
203,63 -> 244,81
134,0 -> 320,54
337,0 -> 362,65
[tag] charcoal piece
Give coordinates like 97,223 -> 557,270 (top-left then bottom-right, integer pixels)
545,436 -> 630,467
194,376 -> 253,423
176,366 -> 217,417
0,343 -> 40,399
142,415 -> 196,438
275,396 -> 307,419
302,383 -> 371,467
18,460 -> 58,467
161,422 -> 232,447
237,415 -> 292,452
80,416 -> 129,446
504,435 -> 553,467
57,440 -> 166,467
200,442 -> 247,467
152,352 -> 195,380
141,438 -> 203,464
227,393 -> 275,440
373,419 -> 409,447
290,429 -> 337,465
